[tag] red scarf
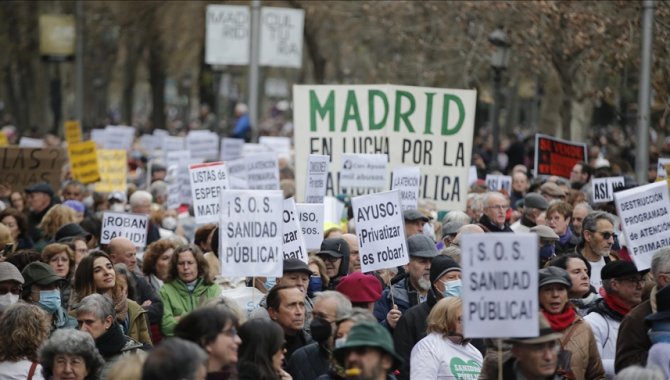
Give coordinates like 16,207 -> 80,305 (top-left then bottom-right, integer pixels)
599,287 -> 631,316
542,305 -> 577,332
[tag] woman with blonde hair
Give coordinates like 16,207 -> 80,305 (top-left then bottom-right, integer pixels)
37,205 -> 75,248
0,303 -> 51,379
410,297 -> 483,379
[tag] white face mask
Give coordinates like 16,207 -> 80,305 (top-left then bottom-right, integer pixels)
110,203 -> 125,212
162,216 -> 177,231
0,293 -> 19,308
83,195 -> 94,208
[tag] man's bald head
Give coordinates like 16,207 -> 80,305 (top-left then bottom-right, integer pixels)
108,237 -> 137,272
342,233 -> 361,273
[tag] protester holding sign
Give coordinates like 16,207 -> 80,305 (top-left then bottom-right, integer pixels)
159,245 -> 221,337
537,267 -> 605,380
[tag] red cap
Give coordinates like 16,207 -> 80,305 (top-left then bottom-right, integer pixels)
336,272 -> 382,303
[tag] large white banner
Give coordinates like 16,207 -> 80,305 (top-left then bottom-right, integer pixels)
189,162 -> 231,224
615,181 -> 670,270
259,7 -> 304,68
461,233 -> 538,338
294,85 -> 475,211
206,5 -> 250,66
353,190 -> 408,272
101,212 -> 149,247
219,190 -> 284,277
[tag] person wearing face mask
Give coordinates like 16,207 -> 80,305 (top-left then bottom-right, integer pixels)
393,255 -> 470,380
21,261 -> 78,331
0,262 -> 24,314
530,225 -> 560,268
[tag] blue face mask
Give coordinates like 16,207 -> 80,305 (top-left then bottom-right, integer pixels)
441,279 -> 462,298
540,244 -> 555,260
38,289 -> 61,314
308,276 -> 323,297
263,277 -> 276,291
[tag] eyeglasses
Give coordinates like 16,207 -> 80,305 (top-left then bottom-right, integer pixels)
588,230 -> 617,240
0,286 -> 22,295
486,205 -> 509,211
221,327 -> 238,337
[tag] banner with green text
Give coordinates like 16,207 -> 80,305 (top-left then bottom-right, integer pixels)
293,85 -> 476,211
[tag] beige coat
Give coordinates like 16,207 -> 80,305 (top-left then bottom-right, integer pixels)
560,315 -> 605,380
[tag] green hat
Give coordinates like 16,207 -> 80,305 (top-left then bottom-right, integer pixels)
333,321 -> 403,371
21,262 -> 65,289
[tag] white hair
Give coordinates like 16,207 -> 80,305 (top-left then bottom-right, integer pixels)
129,190 -> 152,206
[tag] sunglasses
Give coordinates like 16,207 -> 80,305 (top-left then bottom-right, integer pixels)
589,230 -> 617,240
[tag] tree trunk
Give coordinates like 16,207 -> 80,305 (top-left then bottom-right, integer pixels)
121,32 -> 143,126
149,36 -> 166,132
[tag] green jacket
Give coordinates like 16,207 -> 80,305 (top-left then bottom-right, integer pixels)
159,277 -> 221,336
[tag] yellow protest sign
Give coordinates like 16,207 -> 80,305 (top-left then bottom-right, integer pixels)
96,149 -> 127,193
64,120 -> 82,144
67,141 -> 99,184
0,132 -> 8,147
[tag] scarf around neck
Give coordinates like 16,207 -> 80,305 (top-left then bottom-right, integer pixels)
95,322 -> 126,358
542,305 -> 577,332
599,287 -> 631,316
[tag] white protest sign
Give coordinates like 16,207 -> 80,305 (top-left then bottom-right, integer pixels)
163,136 -> 185,153
485,174 -> 512,194
391,166 -> 421,211
166,150 -> 192,204
166,164 -> 181,210
323,196 -> 342,226
469,165 -> 478,186
259,7 -> 304,68
227,157 -> 249,189
592,176 -> 625,203
187,131 -> 219,163
104,126 -> 135,150
353,190 -> 407,272
19,137 -> 45,148
294,85 -> 475,211
205,5 -> 250,65
296,203 -> 324,250
189,162 -> 231,224
139,134 -> 161,151
246,153 -> 280,190
221,137 -> 245,161
304,154 -> 329,203
259,136 -> 291,161
101,211 -> 149,247
219,190 -> 284,277
220,287 -> 265,318
282,198 -> 308,262
91,129 -> 107,147
461,233 -> 538,338
340,153 -> 388,190
153,129 -> 169,139
242,143 -> 269,157
615,181 -> 670,270
658,158 -> 670,178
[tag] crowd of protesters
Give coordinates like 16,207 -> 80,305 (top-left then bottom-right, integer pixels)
2,122 -> 670,380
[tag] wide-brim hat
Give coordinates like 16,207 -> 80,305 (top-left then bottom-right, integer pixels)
333,321 -> 403,370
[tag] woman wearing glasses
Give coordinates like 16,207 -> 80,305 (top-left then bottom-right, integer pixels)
0,262 -> 23,312
174,305 -> 241,380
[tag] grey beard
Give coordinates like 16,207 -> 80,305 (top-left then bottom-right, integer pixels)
418,278 -> 431,291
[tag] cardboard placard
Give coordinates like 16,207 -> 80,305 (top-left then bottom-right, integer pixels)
353,190 -> 408,272
614,181 -> 670,270
219,190 -> 284,277
0,147 -> 65,192
101,211 -> 149,247
592,176 -> 625,203
296,203 -> 324,250
340,153 -> 388,190
67,141 -> 100,184
282,198 -> 308,262
461,233 -> 539,338
95,149 -> 127,193
534,134 -> 587,179
189,162 -> 231,224
304,154 -> 329,204
391,166 -> 421,211
294,85 -> 475,211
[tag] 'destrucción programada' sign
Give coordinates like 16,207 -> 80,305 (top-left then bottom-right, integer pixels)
293,85 -> 476,211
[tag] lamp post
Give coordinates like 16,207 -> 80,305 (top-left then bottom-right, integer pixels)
489,27 -> 511,172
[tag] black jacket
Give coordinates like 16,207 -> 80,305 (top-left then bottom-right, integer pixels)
286,342 -> 329,380
325,251 -> 350,290
285,329 -> 314,363
478,214 -> 513,233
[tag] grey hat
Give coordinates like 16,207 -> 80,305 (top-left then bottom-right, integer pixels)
442,221 -> 465,236
539,267 -> 572,289
21,262 -> 64,288
540,182 -> 566,198
407,234 -> 438,258
524,192 -> 549,210
530,225 -> 559,240
283,258 -> 314,276
0,262 -> 24,284
403,209 -> 429,222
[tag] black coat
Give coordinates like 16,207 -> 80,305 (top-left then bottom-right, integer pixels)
393,289 -> 437,380
286,342 -> 329,380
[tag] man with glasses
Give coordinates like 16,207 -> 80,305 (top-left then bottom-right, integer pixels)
316,238 -> 350,290
616,247 -> 670,372
578,211 -> 617,293
0,262 -> 23,313
477,192 -> 512,233
585,261 -> 643,378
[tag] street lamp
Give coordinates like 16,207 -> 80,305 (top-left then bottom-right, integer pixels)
489,27 -> 511,172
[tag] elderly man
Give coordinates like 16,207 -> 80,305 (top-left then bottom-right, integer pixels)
129,190 -> 160,245
342,233 -> 361,273
585,261 -> 643,378
478,192 -> 512,232
511,193 -> 548,233
287,291 -> 352,380
577,211 -> 616,292
25,182 -> 57,243
316,238 -> 350,290
403,209 -> 429,238
333,321 -> 403,380
571,202 -> 592,237
615,247 -> 670,372
509,171 -> 530,210
267,285 -> 312,361
570,161 -> 593,190
374,234 -> 437,330
393,255 -> 462,380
